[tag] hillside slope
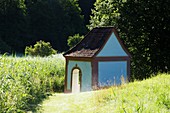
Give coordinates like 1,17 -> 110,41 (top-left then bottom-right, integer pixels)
40,74 -> 170,113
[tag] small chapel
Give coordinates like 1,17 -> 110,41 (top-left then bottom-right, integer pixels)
63,27 -> 131,93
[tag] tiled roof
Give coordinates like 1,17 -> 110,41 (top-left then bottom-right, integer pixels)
63,27 -> 115,57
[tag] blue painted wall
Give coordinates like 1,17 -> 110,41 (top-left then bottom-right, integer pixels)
67,60 -> 92,91
97,33 -> 128,57
98,61 -> 127,86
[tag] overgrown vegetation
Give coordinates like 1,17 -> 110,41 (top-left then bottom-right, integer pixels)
0,54 -> 65,112
25,40 -> 56,57
67,34 -> 84,48
40,74 -> 170,113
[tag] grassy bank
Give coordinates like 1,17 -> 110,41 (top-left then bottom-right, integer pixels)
0,54 -> 65,112
40,73 -> 170,113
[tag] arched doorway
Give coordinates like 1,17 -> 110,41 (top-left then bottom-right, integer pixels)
71,68 -> 82,93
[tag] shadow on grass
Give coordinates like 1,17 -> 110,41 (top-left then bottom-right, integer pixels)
25,93 -> 51,113
27,90 -> 64,113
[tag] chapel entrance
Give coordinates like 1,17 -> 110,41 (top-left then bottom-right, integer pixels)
72,68 -> 81,93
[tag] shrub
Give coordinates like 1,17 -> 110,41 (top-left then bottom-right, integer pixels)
25,40 -> 56,57
67,34 -> 84,48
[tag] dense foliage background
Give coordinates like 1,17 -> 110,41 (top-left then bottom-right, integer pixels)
0,0 -> 87,53
0,0 -> 169,79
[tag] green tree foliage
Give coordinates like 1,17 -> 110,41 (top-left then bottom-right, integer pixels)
0,37 -> 11,53
88,0 -> 121,30
0,0 -> 28,52
78,0 -> 96,25
25,40 -> 56,57
0,0 -> 86,53
67,34 -> 84,48
118,0 -> 170,79
89,0 -> 170,79
26,0 -> 86,52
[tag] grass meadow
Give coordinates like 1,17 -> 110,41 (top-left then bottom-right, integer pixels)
0,54 -> 169,113
40,74 -> 170,113
0,54 -> 65,112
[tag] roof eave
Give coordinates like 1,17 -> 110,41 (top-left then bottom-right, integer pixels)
64,55 -> 93,61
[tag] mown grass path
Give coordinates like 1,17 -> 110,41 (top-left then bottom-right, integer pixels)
39,92 -> 99,113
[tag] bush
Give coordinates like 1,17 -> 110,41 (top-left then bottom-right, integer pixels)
67,34 -> 84,48
25,40 -> 56,57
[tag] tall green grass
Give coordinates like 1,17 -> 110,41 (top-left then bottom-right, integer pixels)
93,74 -> 170,113
0,54 -> 65,112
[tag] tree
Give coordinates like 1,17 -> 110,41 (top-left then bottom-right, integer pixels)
25,40 -> 56,57
0,0 -> 28,53
0,0 -> 87,53
27,0 -> 86,52
78,0 -> 96,25
88,0 -> 121,30
0,37 -> 11,53
67,34 -> 84,48
89,0 -> 170,79
118,0 -> 170,78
